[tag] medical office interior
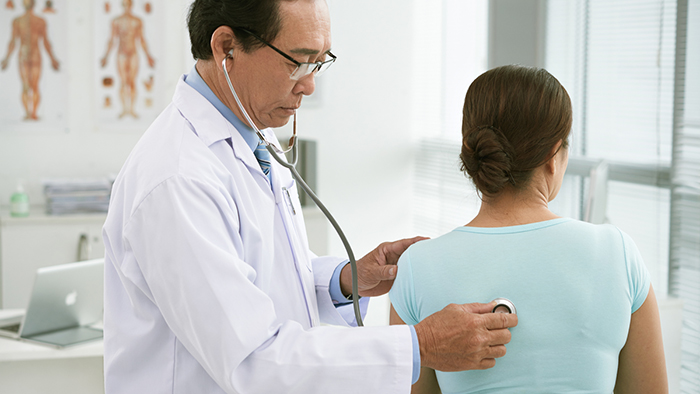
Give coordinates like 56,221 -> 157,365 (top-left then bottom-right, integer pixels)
0,0 -> 698,392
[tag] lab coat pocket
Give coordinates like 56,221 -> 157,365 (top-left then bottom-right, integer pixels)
282,186 -> 298,216
278,180 -> 319,326
278,182 -> 312,272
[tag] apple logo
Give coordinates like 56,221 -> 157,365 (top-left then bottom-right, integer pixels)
65,290 -> 78,306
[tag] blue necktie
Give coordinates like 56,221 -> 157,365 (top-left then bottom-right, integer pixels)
254,142 -> 271,177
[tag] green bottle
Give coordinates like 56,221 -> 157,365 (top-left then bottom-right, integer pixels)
10,184 -> 30,217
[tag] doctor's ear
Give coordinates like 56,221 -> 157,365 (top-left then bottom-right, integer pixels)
210,25 -> 238,62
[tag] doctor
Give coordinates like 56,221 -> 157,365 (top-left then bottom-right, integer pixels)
102,0 -> 518,393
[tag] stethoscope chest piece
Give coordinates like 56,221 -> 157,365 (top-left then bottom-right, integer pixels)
492,298 -> 517,315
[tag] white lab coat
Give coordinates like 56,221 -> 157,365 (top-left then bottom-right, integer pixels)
102,76 -> 413,394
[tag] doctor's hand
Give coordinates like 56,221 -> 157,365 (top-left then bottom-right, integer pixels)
414,302 -> 518,372
340,236 -> 428,298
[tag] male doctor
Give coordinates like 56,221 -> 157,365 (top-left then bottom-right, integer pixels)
102,0 -> 518,392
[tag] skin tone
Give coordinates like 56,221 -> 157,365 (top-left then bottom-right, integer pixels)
197,0 -> 517,374
101,0 -> 155,119
1,0 -> 60,121
467,140 -> 568,228
614,284 -> 668,393
392,141 -> 667,393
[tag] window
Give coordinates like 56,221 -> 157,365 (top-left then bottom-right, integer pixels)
412,0 -> 488,237
546,0 -> 676,297
547,0 -> 700,391
413,0 -> 699,390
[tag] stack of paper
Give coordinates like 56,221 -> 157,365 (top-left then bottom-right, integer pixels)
43,178 -> 113,215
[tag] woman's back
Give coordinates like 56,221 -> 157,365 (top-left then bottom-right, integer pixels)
390,218 -> 650,393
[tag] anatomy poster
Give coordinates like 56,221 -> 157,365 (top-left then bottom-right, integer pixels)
0,0 -> 67,129
94,0 -> 164,130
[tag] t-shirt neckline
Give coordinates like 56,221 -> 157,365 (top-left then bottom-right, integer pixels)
454,217 -> 573,234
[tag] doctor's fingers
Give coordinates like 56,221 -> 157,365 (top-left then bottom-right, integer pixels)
421,338 -> 508,372
355,263 -> 396,296
440,342 -> 509,372
483,311 -> 518,330
376,236 -> 430,264
415,303 -> 504,370
461,301 -> 499,314
469,345 -> 507,371
374,263 -> 398,280
472,350 -> 508,371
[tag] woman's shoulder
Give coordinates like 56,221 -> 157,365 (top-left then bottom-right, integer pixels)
562,219 -> 630,242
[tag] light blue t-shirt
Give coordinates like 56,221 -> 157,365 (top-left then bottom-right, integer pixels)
389,218 -> 650,394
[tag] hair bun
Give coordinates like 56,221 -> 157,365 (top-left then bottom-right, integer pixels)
460,125 -> 515,195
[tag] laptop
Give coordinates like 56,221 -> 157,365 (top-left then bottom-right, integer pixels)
0,258 -> 104,348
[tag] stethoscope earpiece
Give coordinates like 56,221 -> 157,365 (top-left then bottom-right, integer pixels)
492,298 -> 517,315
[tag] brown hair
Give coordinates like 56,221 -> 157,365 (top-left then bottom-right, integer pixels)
460,65 -> 572,196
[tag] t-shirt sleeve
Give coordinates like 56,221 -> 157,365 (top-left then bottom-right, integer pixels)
619,229 -> 651,313
389,249 -> 421,326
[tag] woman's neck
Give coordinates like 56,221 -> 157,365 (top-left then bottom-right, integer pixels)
466,185 -> 559,228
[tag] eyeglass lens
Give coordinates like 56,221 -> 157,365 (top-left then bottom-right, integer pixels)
289,59 -> 334,80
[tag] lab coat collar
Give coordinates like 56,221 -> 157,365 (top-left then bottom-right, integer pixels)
173,75 -> 232,147
173,75 -> 270,181
183,64 -> 260,152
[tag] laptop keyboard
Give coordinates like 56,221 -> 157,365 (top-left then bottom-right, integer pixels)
0,323 -> 20,333
28,326 -> 103,347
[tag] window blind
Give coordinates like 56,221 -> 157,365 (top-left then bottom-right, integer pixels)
546,0 -> 676,298
669,0 -> 700,391
585,0 -> 677,164
546,0 -> 699,391
414,138 -> 481,237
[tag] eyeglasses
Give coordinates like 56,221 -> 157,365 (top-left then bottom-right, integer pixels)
238,28 -> 336,81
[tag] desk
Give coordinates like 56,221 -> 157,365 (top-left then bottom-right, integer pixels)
0,337 -> 104,394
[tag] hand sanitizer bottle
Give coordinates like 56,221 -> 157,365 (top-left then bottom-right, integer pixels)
10,183 -> 30,217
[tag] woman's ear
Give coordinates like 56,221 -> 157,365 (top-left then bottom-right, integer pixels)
545,140 -> 564,175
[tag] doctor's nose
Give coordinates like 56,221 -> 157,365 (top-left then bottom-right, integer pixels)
293,73 -> 316,96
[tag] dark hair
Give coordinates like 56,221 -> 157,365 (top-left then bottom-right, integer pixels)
460,65 -> 572,196
187,0 -> 284,60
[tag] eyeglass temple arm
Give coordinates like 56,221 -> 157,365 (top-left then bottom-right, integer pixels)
236,27 -> 335,68
237,28 -> 301,66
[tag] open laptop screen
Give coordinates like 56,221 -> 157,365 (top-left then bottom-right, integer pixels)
18,258 -> 104,346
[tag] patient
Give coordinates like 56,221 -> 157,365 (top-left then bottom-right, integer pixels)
389,65 -> 667,393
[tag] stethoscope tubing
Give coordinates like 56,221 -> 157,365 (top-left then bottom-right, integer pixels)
268,147 -> 364,326
222,57 -> 364,326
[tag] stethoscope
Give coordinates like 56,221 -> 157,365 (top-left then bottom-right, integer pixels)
492,298 -> 517,315
221,53 -> 518,326
221,53 -> 366,326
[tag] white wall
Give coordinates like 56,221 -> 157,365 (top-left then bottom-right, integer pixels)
303,0 -> 418,255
